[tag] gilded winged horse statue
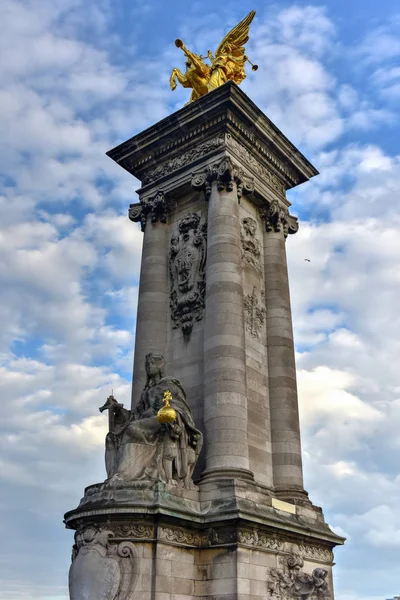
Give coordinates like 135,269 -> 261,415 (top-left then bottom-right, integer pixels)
170,10 -> 258,103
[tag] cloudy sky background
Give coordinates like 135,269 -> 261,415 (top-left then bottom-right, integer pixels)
1,0 -> 399,598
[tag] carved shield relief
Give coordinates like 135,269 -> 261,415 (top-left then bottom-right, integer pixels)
169,213 -> 207,337
69,527 -> 138,600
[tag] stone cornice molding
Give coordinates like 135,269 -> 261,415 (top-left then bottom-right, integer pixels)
191,156 -> 254,201
72,521 -> 334,562
107,83 -> 318,193
260,199 -> 299,238
128,190 -> 168,231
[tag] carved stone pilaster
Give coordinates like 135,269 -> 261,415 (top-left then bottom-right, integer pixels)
267,554 -> 330,600
128,190 -> 169,232
191,156 -> 254,201
260,200 -> 299,238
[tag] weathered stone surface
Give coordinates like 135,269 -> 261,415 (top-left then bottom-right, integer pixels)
65,82 -> 344,600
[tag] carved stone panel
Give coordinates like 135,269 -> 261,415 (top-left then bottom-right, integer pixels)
244,287 -> 266,339
267,554 -> 330,600
241,216 -> 262,274
69,526 -> 138,600
169,213 -> 207,337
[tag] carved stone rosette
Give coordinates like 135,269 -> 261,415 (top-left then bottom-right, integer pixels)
69,525 -> 138,600
244,287 -> 266,339
241,216 -> 262,273
169,212 -> 207,337
267,554 -> 330,600
128,190 -> 169,232
191,156 -> 254,201
260,200 -> 299,238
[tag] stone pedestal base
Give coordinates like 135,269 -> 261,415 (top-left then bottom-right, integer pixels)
65,479 -> 343,600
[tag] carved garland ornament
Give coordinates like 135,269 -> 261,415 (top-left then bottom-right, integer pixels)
244,287 -> 266,339
267,554 -> 330,600
69,526 -> 138,600
241,216 -> 262,273
191,156 -> 254,201
169,212 -> 207,337
128,190 -> 168,232
260,200 -> 299,238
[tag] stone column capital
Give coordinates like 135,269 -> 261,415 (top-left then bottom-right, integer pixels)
129,190 -> 169,232
191,156 -> 254,202
260,200 -> 299,238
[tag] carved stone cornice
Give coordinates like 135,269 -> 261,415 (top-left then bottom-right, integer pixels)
191,156 -> 254,201
226,134 -> 285,196
260,200 -> 299,238
128,190 -> 168,231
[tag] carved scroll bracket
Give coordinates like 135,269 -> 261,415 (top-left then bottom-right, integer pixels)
260,199 -> 299,238
191,156 -> 254,202
128,190 -> 169,232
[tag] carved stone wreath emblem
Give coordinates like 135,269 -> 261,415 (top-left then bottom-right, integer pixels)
169,212 -> 207,337
267,554 -> 330,600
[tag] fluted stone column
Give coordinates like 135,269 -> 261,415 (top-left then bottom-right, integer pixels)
192,158 -> 254,481
129,192 -> 169,408
262,201 -> 304,494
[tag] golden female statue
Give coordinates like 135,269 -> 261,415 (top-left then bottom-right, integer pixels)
170,10 -> 257,103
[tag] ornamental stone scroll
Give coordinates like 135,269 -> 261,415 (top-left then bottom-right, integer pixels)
128,190 -> 169,231
191,156 -> 254,201
260,199 -> 299,238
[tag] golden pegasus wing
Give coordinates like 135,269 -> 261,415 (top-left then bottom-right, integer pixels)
214,10 -> 256,60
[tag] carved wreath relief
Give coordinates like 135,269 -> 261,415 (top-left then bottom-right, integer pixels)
267,554 -> 330,600
69,526 -> 138,600
169,212 -> 207,337
241,216 -> 262,273
244,287 -> 266,339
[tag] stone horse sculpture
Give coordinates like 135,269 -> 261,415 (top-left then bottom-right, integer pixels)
99,352 -> 203,489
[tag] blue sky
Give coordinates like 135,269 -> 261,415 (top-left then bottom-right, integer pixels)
1,1 -> 400,599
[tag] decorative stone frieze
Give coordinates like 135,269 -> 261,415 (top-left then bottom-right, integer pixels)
226,134 -> 286,196
69,525 -> 138,600
238,529 -> 285,551
142,134 -> 225,185
169,212 -> 207,337
158,525 -> 203,547
191,156 -> 254,201
107,523 -> 155,540
244,287 -> 266,338
268,554 -> 330,600
241,216 -> 262,273
260,199 -> 299,238
128,190 -> 168,232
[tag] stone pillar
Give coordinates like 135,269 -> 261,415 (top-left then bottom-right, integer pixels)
262,200 -> 304,495
129,191 -> 169,408
192,157 -> 254,480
